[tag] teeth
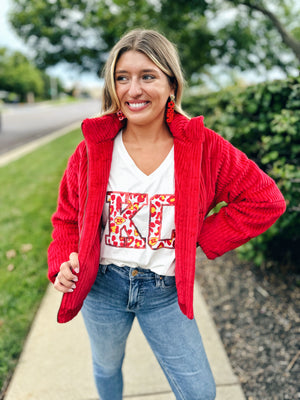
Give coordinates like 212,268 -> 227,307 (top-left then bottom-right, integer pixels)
128,102 -> 147,108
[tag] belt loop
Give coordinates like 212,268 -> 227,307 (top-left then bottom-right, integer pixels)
155,274 -> 160,287
99,264 -> 108,274
155,274 -> 164,287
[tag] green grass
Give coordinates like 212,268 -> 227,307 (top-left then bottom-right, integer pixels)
0,129 -> 82,391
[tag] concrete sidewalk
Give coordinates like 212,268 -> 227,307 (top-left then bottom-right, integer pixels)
4,283 -> 245,400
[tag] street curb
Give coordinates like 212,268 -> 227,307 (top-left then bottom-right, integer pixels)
0,121 -> 82,167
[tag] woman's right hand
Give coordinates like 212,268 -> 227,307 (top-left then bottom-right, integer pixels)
54,252 -> 79,293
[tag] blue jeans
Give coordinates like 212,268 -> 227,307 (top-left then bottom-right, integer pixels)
81,264 -> 216,400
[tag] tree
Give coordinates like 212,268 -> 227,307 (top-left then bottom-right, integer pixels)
9,0 -> 300,81
0,48 -> 45,101
9,0 -> 213,80
205,0 -> 299,77
231,0 -> 300,62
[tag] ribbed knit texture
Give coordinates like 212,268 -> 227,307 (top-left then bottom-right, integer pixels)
48,113 -> 286,323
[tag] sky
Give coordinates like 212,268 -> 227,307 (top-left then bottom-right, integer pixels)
0,0 -> 102,89
0,0 -> 24,52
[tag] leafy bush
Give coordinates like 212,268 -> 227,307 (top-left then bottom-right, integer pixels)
183,77 -> 300,270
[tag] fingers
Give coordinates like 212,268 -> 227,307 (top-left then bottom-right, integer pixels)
54,253 -> 79,294
54,274 -> 75,293
69,252 -> 80,273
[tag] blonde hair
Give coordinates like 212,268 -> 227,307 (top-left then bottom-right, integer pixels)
100,29 -> 187,117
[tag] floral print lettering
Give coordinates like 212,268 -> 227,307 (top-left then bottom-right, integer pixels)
149,194 -> 175,249
105,192 -> 148,248
105,192 -> 175,250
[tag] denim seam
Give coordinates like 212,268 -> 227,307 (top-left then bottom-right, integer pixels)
153,353 -> 186,400
127,277 -> 134,311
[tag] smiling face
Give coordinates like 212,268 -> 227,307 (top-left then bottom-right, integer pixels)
115,50 -> 174,129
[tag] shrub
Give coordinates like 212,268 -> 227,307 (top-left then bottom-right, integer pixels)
183,77 -> 300,270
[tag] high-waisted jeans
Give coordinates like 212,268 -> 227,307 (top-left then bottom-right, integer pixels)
81,264 -> 216,400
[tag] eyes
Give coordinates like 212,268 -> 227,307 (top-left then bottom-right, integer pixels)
115,74 -> 156,83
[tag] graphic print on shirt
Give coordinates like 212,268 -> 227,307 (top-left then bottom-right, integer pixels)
105,192 -> 148,248
105,191 -> 175,250
149,194 -> 175,249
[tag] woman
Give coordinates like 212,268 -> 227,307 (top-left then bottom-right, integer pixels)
48,29 -> 286,400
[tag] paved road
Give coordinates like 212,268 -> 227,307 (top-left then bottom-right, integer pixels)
0,99 -> 101,155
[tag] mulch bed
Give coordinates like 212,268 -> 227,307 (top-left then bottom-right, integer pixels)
195,250 -> 299,400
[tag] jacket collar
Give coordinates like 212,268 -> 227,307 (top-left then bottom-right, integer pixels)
81,112 -> 204,144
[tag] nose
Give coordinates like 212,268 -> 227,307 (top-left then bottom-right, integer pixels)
128,78 -> 142,97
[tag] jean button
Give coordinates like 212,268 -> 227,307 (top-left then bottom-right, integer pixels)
132,269 -> 139,277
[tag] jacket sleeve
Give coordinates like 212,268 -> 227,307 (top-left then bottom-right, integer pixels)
47,145 -> 82,283
198,129 -> 286,259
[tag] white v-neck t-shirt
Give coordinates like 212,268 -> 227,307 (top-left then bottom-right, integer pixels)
100,131 -> 176,276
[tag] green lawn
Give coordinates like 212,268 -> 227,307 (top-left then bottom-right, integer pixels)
0,129 -> 82,391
